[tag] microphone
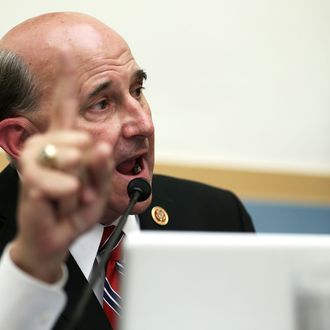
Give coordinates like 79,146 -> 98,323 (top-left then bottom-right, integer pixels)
109,178 -> 152,242
65,178 -> 151,330
128,177 -> 152,202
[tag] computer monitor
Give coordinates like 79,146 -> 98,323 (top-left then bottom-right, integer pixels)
120,232 -> 330,330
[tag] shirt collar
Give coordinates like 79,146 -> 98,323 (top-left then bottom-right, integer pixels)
69,214 -> 140,280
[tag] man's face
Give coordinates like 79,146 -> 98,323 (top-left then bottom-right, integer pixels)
27,21 -> 155,222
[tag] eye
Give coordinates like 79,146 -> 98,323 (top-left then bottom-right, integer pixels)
90,99 -> 112,112
131,86 -> 145,99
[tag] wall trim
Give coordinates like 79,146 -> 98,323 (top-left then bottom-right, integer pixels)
155,163 -> 330,205
0,152 -> 8,172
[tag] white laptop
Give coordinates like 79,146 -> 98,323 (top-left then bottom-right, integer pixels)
120,232 -> 330,330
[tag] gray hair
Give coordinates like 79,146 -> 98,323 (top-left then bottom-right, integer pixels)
0,49 -> 39,121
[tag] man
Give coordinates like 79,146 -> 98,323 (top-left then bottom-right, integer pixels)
0,12 -> 254,330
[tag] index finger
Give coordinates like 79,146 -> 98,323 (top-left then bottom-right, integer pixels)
49,49 -> 79,131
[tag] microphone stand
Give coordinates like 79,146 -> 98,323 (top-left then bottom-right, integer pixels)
64,178 -> 151,330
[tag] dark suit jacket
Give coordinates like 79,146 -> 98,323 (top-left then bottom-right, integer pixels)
0,165 -> 254,330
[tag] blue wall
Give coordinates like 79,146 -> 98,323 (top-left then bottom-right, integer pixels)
244,200 -> 330,234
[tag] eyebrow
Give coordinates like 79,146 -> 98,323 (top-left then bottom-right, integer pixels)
135,69 -> 147,81
86,69 -> 148,102
87,81 -> 112,100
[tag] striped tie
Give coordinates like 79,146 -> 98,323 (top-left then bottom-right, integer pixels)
98,226 -> 125,329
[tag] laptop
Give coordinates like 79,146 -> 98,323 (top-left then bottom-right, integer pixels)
120,232 -> 330,330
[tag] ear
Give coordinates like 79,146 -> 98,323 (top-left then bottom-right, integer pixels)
0,117 -> 38,161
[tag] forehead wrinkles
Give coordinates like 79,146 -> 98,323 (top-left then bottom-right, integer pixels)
77,48 -> 137,95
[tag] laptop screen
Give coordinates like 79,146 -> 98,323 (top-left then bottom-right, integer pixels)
120,232 -> 330,330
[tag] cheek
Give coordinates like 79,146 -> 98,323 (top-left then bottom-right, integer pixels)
76,119 -> 122,145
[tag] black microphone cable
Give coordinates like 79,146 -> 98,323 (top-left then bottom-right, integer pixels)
64,177 -> 151,330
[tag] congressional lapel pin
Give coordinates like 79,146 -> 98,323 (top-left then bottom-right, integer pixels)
151,206 -> 169,226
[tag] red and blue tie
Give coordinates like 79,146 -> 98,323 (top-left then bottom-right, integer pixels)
98,226 -> 125,329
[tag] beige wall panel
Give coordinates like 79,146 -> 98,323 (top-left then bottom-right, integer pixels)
155,163 -> 330,205
0,152 -> 8,171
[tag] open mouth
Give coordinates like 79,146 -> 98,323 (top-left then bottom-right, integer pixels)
116,156 -> 144,176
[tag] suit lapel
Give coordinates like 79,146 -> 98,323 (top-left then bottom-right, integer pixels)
139,175 -> 177,231
54,254 -> 112,330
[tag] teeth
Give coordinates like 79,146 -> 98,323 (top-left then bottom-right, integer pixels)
132,163 -> 142,175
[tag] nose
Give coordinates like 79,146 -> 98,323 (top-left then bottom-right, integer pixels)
121,96 -> 154,139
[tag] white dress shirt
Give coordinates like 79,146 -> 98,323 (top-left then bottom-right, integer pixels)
0,215 -> 140,330
70,215 -> 140,303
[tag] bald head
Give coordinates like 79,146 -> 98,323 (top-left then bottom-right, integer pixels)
1,12 -> 130,74
0,12 -> 134,122
1,12 -> 126,54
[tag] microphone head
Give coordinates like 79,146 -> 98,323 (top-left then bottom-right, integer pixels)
127,178 -> 152,202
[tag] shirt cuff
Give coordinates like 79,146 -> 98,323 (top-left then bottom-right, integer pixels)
0,243 -> 68,330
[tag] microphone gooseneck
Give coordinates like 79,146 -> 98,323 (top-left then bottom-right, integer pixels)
64,178 -> 152,330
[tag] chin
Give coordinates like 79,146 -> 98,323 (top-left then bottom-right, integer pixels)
111,185 -> 153,215
130,195 -> 152,215
103,180 -> 152,223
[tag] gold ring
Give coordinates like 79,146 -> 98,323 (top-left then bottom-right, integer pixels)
38,144 -> 58,168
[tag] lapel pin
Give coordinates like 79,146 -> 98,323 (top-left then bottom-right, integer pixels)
151,206 -> 169,226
